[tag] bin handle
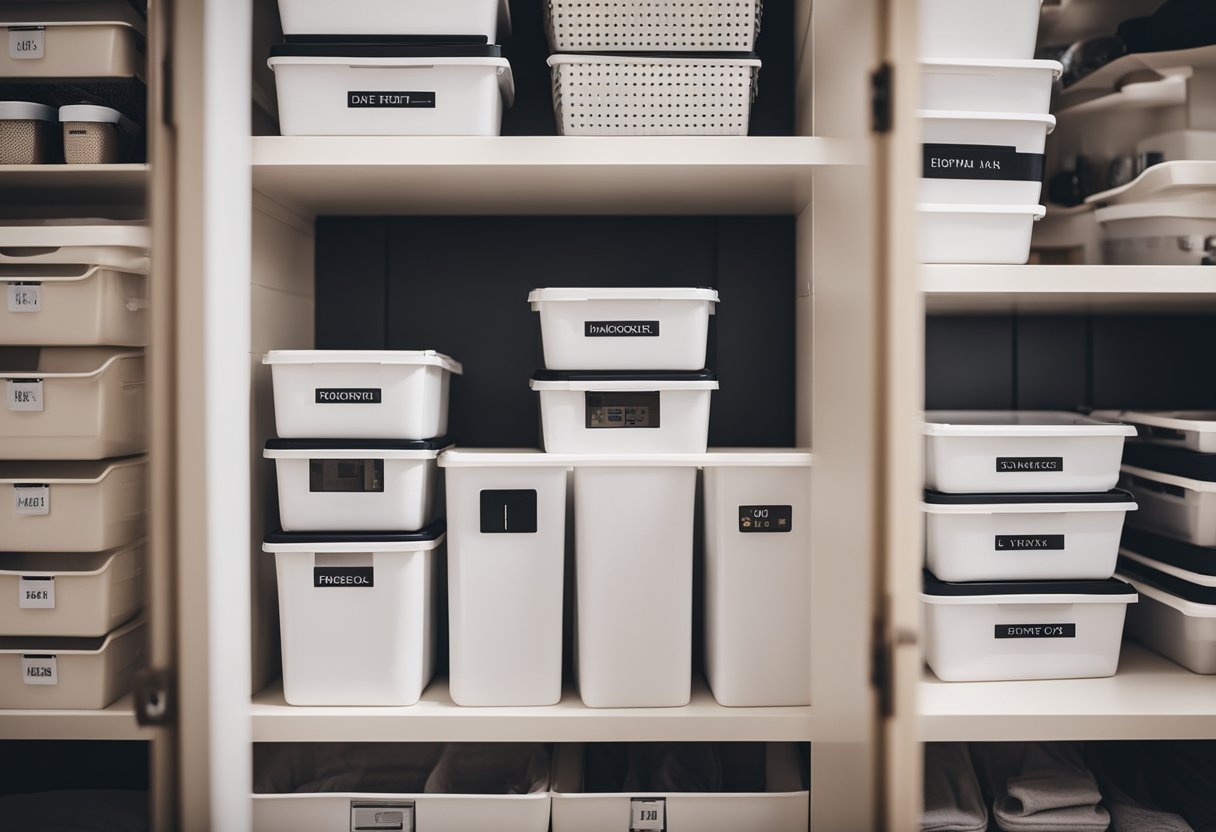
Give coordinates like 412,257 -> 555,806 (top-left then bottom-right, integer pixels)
0,264 -> 101,284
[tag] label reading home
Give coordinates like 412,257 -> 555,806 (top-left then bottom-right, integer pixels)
8,27 -> 44,60
6,283 -> 40,312
923,143 -> 1045,182
21,655 -> 56,686
314,388 -> 381,404
586,392 -> 660,429
994,623 -> 1076,639
739,505 -> 793,533
995,535 -> 1065,551
347,90 -> 436,109
584,321 -> 660,337
313,566 -> 374,588
18,576 -> 54,609
14,486 -> 49,516
996,457 -> 1063,473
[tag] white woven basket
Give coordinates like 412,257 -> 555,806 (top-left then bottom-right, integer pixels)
545,0 -> 763,51
548,54 -> 761,136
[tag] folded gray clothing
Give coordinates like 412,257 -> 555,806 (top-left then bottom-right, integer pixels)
1103,780 -> 1192,832
923,743 -> 988,832
1088,744 -> 1192,832
977,743 -> 1110,832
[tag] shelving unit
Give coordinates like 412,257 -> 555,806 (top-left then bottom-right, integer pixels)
0,695 -> 152,741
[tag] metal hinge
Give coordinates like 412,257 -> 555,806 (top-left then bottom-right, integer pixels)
133,667 -> 174,726
871,62 -> 893,134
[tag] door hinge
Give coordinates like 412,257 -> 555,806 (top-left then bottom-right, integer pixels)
871,62 -> 893,134
133,667 -> 174,726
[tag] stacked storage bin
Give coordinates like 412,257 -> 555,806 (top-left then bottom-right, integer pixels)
0,220 -> 150,709
921,411 -> 1139,681
917,0 -> 1062,263
261,350 -> 461,706
543,2 -> 763,136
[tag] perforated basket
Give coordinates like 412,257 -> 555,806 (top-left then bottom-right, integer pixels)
545,0 -> 763,51
548,54 -> 761,136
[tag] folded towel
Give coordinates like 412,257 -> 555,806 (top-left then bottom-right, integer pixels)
977,743 -> 1110,832
922,743 -> 988,832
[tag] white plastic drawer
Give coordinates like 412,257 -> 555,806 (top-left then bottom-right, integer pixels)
275,0 -> 510,41
919,0 -> 1044,60
919,202 -> 1045,265
920,111 -> 1055,205
0,265 -> 147,347
920,59 -> 1061,115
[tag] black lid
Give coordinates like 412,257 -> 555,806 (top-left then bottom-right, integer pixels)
265,436 -> 452,452
532,369 -> 717,382
1118,555 -> 1216,605
1121,527 -> 1216,578
270,41 -> 503,59
923,570 -> 1136,597
924,488 -> 1135,505
265,519 -> 446,546
1123,441 -> 1216,482
283,34 -> 490,46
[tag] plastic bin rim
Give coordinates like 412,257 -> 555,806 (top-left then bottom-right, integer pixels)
1119,572 -> 1216,618
924,488 -> 1135,508
918,203 -> 1047,218
919,108 -> 1058,127
924,410 -> 1136,437
547,53 -> 761,67
1096,410 -> 1216,433
920,57 -> 1063,76
528,286 -> 720,304
922,571 -> 1137,602
269,42 -> 503,59
699,448 -> 813,467
0,455 -> 147,485
0,539 -> 143,578
438,448 -> 572,467
0,614 -> 144,655
0,221 -> 151,251
0,349 -> 143,380
264,437 -> 452,458
0,101 -> 55,122
263,522 -> 447,552
262,349 -> 463,375
59,104 -> 139,134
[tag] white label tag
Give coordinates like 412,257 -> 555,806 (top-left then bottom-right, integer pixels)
8,28 -> 44,60
18,577 -> 54,609
14,486 -> 49,516
6,284 -> 40,312
21,655 -> 57,685
630,798 -> 665,831
7,380 -> 43,412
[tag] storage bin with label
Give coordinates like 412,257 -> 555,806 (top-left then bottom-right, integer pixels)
1120,441 -> 1216,546
268,43 -> 515,137
921,60 -> 1062,115
922,573 -> 1137,682
545,0 -> 764,52
925,411 -> 1136,494
264,350 -> 462,440
0,102 -> 57,164
702,450 -> 812,707
551,742 -> 809,832
0,614 -> 144,709
0,457 -> 146,553
547,54 -> 761,137
265,437 -> 450,533
276,0 -> 511,41
0,540 -> 144,637
1096,201 -> 1216,266
0,348 -> 145,460
529,287 -> 719,372
532,371 -> 717,454
0,1 -> 146,79
439,449 -> 569,707
263,524 -> 444,706
60,105 -> 139,164
253,742 -> 551,832
1095,410 -> 1216,453
918,202 -> 1046,264
924,490 -> 1137,583
919,0 -> 1044,60
921,111 -> 1055,205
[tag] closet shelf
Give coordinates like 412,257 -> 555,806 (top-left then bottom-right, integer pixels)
251,676 -> 818,743
0,694 -> 152,741
0,164 -> 148,208
921,643 -> 1216,742
1057,42 -> 1216,111
250,136 -> 859,218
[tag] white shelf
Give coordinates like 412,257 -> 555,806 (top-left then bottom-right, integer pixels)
921,643 -> 1216,742
0,164 -> 148,208
251,676 -> 817,743
0,694 -> 151,741
923,264 -> 1216,313
250,136 -> 861,219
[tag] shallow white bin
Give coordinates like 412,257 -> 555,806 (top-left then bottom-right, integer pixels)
924,490 -> 1136,583
551,743 -> 809,832
0,264 -> 147,347
0,1 -> 146,79
0,220 -> 150,273
919,202 -> 1045,264
529,287 -> 718,371
919,0 -> 1044,60
921,60 -> 1062,115
1096,201 -> 1216,266
265,437 -> 450,533
277,0 -> 510,40
1094,411 -> 1216,453
1119,441 -> 1216,545
0,458 -> 147,553
0,614 -> 145,709
0,348 -> 145,459
532,371 -> 717,454
0,541 -> 144,637
922,574 -> 1136,682
264,350 -> 462,440
1119,536 -> 1216,673
702,450 -> 812,707
924,411 -> 1136,494
269,44 -> 514,137
439,449 -> 568,707
545,0 -> 763,52
921,110 -> 1055,205
264,525 -> 444,706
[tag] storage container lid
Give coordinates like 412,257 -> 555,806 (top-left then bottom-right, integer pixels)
0,614 -> 143,655
547,54 -> 761,68
263,521 -> 446,553
924,410 -> 1136,437
700,448 -> 813,467
530,369 -> 718,392
0,101 -> 54,122
919,109 -> 1057,133
438,448 -> 572,468
1121,527 -> 1216,579
1118,556 -> 1216,606
924,489 -> 1134,505
918,203 -> 1047,218
0,219 -> 150,251
262,349 -> 463,375
1123,441 -> 1216,482
264,437 -> 452,460
920,58 -> 1063,77
0,1 -> 146,33
922,571 -> 1137,602
527,287 -> 719,304
270,42 -> 504,59
546,453 -> 708,467
0,456 -> 145,485
59,104 -> 139,134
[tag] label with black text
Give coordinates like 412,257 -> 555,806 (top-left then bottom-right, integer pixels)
7,283 -> 40,312
996,457 -> 1062,473
739,505 -> 793,533
18,576 -> 54,609
630,797 -> 665,831
21,655 -> 56,685
8,27 -> 44,60
348,90 -> 436,108
995,623 -> 1076,639
313,566 -> 374,588
584,321 -> 660,337
14,485 -> 49,517
923,143 -> 1045,182
315,388 -> 382,404
6,379 -> 42,412
995,534 -> 1065,551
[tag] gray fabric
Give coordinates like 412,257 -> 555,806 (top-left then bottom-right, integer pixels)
1103,780 -> 1192,832
977,743 -> 1110,832
923,743 -> 988,832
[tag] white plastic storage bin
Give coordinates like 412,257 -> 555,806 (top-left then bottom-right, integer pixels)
276,0 -> 510,41
1120,441 -> 1216,546
60,105 -> 138,164
922,574 -> 1137,682
269,43 -> 514,137
924,411 -> 1136,494
0,614 -> 144,709
568,456 -> 699,707
551,743 -> 809,832
265,437 -> 449,533
919,202 -> 1045,264
439,449 -> 568,707
253,743 -> 551,832
529,287 -> 719,372
701,450 -> 812,707
921,111 -> 1055,205
1096,201 -> 1216,266
919,0 -> 1044,60
264,525 -> 444,706
0,457 -> 147,553
0,264 -> 147,347
0,540 -> 145,637
532,371 -> 717,454
0,1 -> 146,79
923,490 -> 1136,583
0,102 -> 56,164
545,0 -> 763,52
920,60 -> 1062,115
548,54 -> 761,137
264,350 -> 462,440
1096,411 -> 1216,453
0,348 -> 145,459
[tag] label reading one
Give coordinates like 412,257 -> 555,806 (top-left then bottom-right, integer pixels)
6,379 -> 43,412
923,143 -> 1045,182
586,392 -> 660,429
7,283 -> 40,312
995,534 -> 1065,551
313,566 -> 374,588
630,798 -> 666,832
314,388 -> 382,404
995,623 -> 1076,639
996,457 -> 1063,473
18,576 -> 54,609
309,459 -> 384,493
14,485 -> 49,516
739,505 -> 793,533
8,27 -> 44,60
21,655 -> 57,686
584,320 -> 661,338
347,90 -> 436,109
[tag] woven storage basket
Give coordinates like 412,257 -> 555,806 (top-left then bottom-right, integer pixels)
545,0 -> 763,52
0,102 -> 56,164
